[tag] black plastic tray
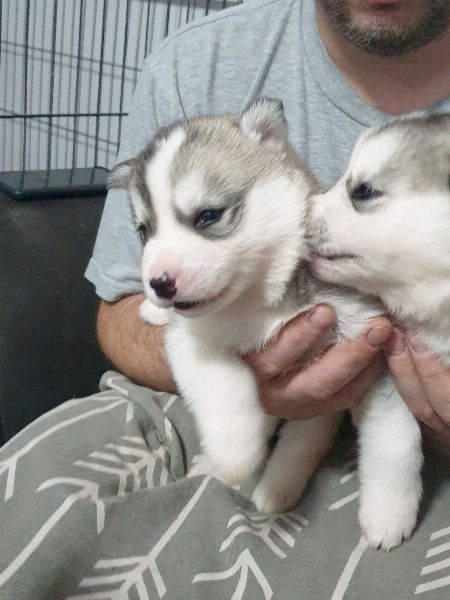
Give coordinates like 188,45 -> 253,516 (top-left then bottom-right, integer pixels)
0,167 -> 109,200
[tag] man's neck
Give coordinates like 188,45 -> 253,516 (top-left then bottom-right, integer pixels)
315,4 -> 450,115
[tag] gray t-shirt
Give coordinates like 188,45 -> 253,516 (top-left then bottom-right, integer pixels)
85,0 -> 449,302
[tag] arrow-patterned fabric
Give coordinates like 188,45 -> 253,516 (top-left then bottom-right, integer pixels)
0,371 -> 449,599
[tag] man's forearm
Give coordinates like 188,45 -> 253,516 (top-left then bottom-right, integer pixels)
97,293 -> 176,392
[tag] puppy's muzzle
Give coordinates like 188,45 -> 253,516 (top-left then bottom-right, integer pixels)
150,272 -> 177,299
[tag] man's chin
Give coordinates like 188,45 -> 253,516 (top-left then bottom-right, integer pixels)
318,0 -> 450,56
351,0 -> 424,30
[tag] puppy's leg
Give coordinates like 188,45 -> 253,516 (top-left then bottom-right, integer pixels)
354,376 -> 423,551
166,329 -> 277,487
252,413 -> 341,513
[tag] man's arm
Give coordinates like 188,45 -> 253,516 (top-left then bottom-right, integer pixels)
97,293 -> 176,392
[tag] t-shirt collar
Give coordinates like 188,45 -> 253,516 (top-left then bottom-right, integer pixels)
301,0 -> 450,126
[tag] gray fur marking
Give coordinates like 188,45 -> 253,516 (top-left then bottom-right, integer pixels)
165,109 -> 293,239
109,144 -> 158,239
111,98 -> 316,243
174,185 -> 247,239
364,114 -> 450,195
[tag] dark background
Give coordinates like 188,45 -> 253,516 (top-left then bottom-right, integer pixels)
0,193 -> 110,443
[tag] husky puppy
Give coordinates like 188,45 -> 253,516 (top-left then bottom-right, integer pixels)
108,99 -> 383,529
310,113 -> 450,549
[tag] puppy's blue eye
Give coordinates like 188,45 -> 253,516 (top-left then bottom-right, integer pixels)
194,208 -> 225,229
351,183 -> 382,201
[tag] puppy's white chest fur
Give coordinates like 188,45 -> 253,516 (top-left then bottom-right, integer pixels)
178,298 -> 300,353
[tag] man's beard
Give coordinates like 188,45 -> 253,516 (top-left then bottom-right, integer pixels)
317,0 -> 450,56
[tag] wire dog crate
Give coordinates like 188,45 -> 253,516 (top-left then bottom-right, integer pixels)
0,0 -> 243,199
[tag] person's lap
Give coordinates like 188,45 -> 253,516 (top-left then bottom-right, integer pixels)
0,371 -> 448,599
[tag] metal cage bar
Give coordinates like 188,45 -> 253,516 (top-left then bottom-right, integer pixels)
0,0 -> 243,200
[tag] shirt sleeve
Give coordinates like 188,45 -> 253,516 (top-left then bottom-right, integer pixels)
84,58 -> 176,301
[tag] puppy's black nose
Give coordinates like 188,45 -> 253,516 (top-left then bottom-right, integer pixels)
149,272 -> 177,299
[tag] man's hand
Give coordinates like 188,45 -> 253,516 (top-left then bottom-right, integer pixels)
386,328 -> 450,438
245,305 -> 392,420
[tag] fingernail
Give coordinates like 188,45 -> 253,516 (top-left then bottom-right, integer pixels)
408,331 -> 428,353
385,329 -> 405,356
366,326 -> 391,347
307,306 -> 334,330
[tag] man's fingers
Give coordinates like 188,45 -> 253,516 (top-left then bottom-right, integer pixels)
261,319 -> 391,419
324,353 -> 385,412
279,319 -> 390,400
385,329 -> 447,431
261,351 -> 384,420
245,304 -> 335,381
407,332 -> 450,427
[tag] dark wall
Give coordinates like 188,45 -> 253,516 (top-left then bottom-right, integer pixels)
0,193 -> 110,442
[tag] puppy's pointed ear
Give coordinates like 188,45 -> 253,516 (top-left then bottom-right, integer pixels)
108,159 -> 134,190
240,98 -> 287,148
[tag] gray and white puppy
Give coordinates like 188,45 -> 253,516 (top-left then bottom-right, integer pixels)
109,99 -> 400,546
310,113 -> 450,549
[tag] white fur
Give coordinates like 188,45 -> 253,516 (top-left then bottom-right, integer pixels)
115,103 -> 434,551
310,116 -> 450,550
160,164 -> 340,499
352,377 -> 422,550
131,104 -> 386,522
252,415 -> 342,513
174,169 -> 207,216
146,127 -> 187,224
139,299 -> 171,326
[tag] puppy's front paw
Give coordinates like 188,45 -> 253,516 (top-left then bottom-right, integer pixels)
209,443 -> 267,488
139,299 -> 170,326
252,478 -> 302,513
359,494 -> 418,551
187,454 -> 245,490
188,454 -> 215,478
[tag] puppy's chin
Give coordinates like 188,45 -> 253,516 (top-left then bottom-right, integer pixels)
170,278 -> 250,318
173,287 -> 233,318
309,254 -> 376,295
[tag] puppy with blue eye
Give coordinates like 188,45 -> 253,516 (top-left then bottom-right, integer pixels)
108,98 -> 404,545
310,113 -> 450,550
